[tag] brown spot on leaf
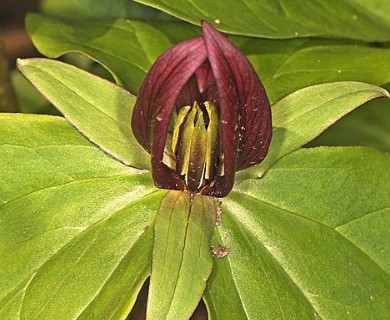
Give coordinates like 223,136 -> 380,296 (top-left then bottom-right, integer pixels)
211,244 -> 230,258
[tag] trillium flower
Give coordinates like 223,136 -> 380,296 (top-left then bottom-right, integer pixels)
132,21 -> 272,197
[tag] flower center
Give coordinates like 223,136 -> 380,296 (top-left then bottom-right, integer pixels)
163,101 -> 222,192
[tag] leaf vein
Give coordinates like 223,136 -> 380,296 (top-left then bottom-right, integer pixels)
225,196 -> 323,319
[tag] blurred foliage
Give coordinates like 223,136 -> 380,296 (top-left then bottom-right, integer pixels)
75,0 -> 175,20
40,0 -> 175,20
0,37 -> 18,112
40,0 -> 84,16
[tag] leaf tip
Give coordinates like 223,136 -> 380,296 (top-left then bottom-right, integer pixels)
16,58 -> 27,68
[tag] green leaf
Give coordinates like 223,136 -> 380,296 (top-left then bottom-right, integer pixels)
307,90 -> 390,152
40,0 -> 84,16
17,58 -> 150,170
26,13 -> 174,94
77,0 -> 137,17
206,147 -> 390,319
203,232 -> 248,319
238,81 -> 390,179
243,39 -> 390,104
26,15 -> 390,105
0,114 -> 164,319
10,71 -> 57,115
133,0 -> 390,42
75,0 -> 174,20
148,191 -> 215,320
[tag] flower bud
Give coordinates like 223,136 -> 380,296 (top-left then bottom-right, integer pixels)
131,21 -> 272,197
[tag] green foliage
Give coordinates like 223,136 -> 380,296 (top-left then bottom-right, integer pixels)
26,14 -> 390,103
26,14 -> 173,94
242,39 -> 390,104
0,114 -> 161,318
1,0 -> 390,319
148,192 -> 215,319
239,82 -> 390,178
10,71 -> 57,115
75,0 -> 173,20
307,90 -> 390,151
207,147 -> 390,319
133,0 -> 390,41
17,58 -> 150,170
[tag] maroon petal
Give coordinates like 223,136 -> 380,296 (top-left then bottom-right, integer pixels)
132,37 -> 208,190
175,75 -> 202,109
201,22 -> 238,196
175,62 -> 219,110
195,62 -> 214,94
202,21 -> 272,196
196,62 -> 220,110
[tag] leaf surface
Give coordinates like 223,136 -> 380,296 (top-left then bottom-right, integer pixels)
75,0 -> 173,20
206,147 -> 390,319
26,13 -> 173,94
133,0 -> 390,41
26,15 -> 390,105
17,58 -> 150,170
307,89 -> 390,152
243,39 -> 390,104
147,191 -> 215,320
238,82 -> 390,179
0,114 -> 163,319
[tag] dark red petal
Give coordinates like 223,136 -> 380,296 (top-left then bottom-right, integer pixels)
195,62 -> 214,94
201,22 -> 239,196
131,36 -> 208,190
202,21 -> 272,179
175,75 -> 202,109
175,62 -> 219,110
196,62 -> 220,111
132,37 -> 207,151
